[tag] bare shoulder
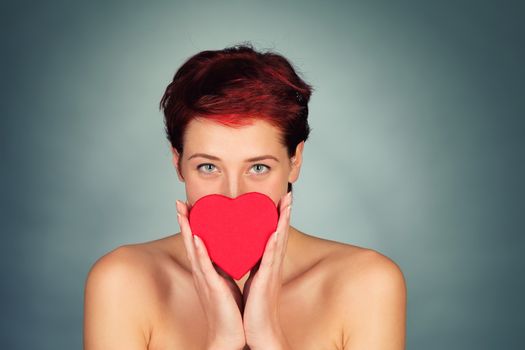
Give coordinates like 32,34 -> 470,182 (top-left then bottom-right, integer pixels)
83,240 -> 174,349
331,242 -> 406,292
300,232 -> 405,290
85,239 -> 178,311
309,236 -> 407,349
85,243 -> 160,293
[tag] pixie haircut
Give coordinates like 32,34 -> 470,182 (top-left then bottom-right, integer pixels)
159,43 -> 314,193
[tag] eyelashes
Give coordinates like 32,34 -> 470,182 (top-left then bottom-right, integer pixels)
196,163 -> 217,173
196,163 -> 271,175
250,164 -> 271,174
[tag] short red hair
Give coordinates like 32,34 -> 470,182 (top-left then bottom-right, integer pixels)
159,42 -> 314,192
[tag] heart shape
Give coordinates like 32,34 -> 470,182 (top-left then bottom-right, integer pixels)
188,191 -> 279,280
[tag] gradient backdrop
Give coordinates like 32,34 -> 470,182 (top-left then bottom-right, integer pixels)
2,0 -> 524,349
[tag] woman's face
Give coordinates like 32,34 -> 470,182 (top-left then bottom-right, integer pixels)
171,117 -> 304,208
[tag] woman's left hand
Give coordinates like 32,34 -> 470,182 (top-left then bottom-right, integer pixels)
242,191 -> 293,350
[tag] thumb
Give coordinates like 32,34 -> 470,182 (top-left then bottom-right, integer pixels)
243,258 -> 261,299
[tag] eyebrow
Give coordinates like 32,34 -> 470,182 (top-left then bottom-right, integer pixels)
187,153 -> 280,162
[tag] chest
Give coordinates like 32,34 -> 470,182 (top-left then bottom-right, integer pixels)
147,272 -> 343,350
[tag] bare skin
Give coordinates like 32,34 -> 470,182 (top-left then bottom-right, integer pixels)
83,118 -> 406,349
84,226 -> 406,349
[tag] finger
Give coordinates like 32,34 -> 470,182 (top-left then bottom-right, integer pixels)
193,234 -> 223,289
213,262 -> 244,310
260,193 -> 291,274
177,217 -> 210,302
243,258 -> 260,289
176,200 -> 211,289
271,201 -> 291,277
243,273 -> 253,305
213,264 -> 240,288
176,200 -> 198,265
250,258 -> 262,275
178,199 -> 203,267
255,192 -> 291,279
278,191 -> 293,215
243,257 -> 262,304
259,230 -> 278,273
277,204 -> 292,262
212,262 -> 231,280
274,191 -> 290,260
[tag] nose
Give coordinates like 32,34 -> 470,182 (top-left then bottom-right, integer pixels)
222,174 -> 246,199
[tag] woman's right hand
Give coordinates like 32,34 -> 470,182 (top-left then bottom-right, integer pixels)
176,199 -> 246,350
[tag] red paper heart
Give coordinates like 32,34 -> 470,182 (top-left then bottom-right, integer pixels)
188,191 -> 279,280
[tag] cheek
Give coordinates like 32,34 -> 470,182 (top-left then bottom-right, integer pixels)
183,178 -> 215,207
260,181 -> 288,208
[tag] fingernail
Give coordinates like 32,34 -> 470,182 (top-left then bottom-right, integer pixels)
175,200 -> 181,213
193,235 -> 199,247
274,231 -> 279,243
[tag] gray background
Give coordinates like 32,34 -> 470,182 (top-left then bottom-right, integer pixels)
2,0 -> 524,349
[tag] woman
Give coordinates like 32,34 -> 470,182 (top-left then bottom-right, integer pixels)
83,43 -> 406,350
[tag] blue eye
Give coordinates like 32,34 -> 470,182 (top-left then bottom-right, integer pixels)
197,163 -> 217,173
250,164 -> 270,174
196,163 -> 270,175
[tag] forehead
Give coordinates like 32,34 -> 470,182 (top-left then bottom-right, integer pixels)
183,117 -> 285,156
